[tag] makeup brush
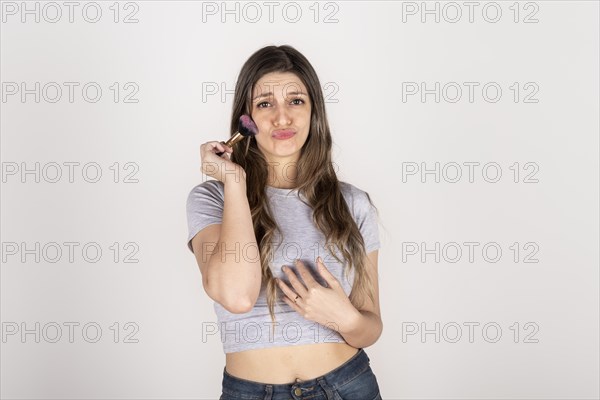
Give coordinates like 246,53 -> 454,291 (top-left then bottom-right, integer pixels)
216,114 -> 258,157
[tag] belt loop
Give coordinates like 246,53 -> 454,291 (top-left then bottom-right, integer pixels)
317,376 -> 337,400
263,384 -> 273,400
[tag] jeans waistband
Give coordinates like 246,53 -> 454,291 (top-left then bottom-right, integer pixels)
221,348 -> 370,398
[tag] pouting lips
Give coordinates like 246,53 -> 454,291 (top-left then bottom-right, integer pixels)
272,130 -> 296,139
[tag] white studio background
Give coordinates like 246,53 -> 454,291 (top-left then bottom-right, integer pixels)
1,1 -> 598,399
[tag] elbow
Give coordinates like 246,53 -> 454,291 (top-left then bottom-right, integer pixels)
370,316 -> 383,343
205,281 -> 257,314
374,319 -> 384,343
221,282 -> 259,313
221,295 -> 255,314
203,261 -> 261,314
361,316 -> 384,348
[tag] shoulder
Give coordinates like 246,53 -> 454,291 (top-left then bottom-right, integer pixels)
186,179 -> 225,204
339,181 -> 374,205
338,181 -> 376,214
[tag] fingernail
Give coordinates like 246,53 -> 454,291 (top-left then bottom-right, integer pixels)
317,256 -> 322,263
281,265 -> 287,271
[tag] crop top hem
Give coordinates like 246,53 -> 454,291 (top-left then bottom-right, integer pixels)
222,336 -> 349,354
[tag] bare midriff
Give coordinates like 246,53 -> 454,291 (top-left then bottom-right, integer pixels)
225,342 -> 359,384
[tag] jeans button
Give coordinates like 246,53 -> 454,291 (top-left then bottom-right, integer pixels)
293,387 -> 302,396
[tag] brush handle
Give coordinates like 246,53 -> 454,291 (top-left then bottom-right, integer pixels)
215,132 -> 244,157
215,141 -> 228,157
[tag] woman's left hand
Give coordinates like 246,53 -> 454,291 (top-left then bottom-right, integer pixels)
277,257 -> 360,334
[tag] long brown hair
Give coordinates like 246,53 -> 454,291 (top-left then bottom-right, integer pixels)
229,45 -> 377,325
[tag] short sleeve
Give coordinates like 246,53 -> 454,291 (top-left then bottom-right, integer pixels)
186,180 -> 225,253
341,182 -> 380,254
356,190 -> 381,254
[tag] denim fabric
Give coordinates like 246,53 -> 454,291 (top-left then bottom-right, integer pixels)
219,348 -> 382,400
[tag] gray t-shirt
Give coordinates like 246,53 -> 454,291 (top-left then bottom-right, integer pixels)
186,179 -> 380,353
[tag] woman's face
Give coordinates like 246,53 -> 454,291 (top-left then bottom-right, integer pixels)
250,71 -> 312,164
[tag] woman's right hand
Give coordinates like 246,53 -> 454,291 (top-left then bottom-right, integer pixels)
200,141 -> 246,183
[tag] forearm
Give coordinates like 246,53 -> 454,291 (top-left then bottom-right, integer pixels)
206,176 -> 261,311
338,309 -> 383,349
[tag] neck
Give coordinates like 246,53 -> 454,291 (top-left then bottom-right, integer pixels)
265,155 -> 299,189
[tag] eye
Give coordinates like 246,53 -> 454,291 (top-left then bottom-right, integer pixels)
256,101 -> 270,108
291,98 -> 305,105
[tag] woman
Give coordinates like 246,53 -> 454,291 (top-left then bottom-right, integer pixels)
186,45 -> 383,400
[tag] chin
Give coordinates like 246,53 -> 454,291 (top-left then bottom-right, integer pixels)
269,146 -> 301,157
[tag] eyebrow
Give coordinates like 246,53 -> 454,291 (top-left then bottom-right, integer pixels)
252,91 -> 307,101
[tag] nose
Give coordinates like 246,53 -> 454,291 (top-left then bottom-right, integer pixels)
273,105 -> 291,127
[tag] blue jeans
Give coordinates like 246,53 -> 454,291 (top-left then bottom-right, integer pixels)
219,348 -> 382,400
